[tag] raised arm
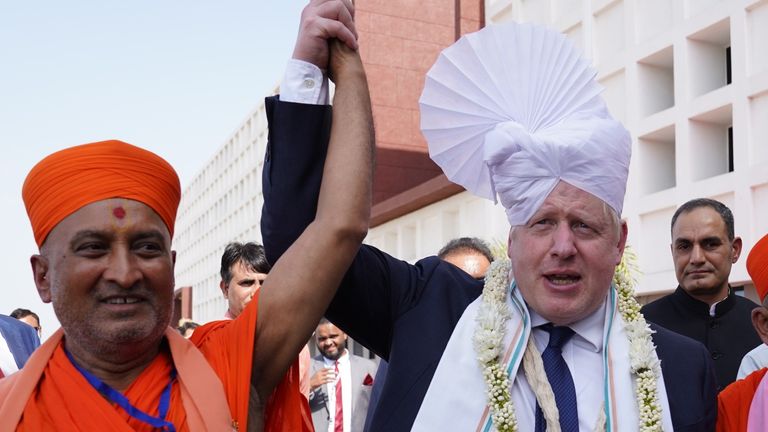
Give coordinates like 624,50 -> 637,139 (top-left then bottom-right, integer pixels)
252,39 -> 374,398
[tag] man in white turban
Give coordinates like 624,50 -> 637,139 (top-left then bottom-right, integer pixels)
265,9 -> 716,431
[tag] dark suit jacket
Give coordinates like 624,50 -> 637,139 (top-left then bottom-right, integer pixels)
309,353 -> 378,432
642,286 -> 761,390
261,97 -> 717,431
0,314 -> 39,371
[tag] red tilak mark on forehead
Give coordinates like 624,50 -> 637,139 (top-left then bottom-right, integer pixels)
113,207 -> 126,219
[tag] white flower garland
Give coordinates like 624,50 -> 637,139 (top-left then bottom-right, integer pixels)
472,249 -> 662,432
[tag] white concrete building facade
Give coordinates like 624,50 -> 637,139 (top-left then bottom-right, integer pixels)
174,99 -> 271,323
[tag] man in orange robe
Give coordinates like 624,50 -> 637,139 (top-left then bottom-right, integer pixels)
718,232 -> 768,431
0,1 -> 373,429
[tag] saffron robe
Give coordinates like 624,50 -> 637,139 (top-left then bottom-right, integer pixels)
718,367 -> 768,431
0,292 -> 312,431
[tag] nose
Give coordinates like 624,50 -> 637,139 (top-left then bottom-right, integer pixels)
550,223 -> 577,259
103,245 -> 142,288
690,244 -> 706,265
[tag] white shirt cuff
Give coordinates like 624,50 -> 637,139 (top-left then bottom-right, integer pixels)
280,59 -> 329,105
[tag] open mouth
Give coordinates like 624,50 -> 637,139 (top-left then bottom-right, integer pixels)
545,274 -> 581,285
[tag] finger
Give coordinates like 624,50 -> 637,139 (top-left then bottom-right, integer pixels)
314,1 -> 357,40
339,0 -> 355,20
318,18 -> 358,50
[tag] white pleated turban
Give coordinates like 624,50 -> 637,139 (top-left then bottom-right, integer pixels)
420,22 -> 631,226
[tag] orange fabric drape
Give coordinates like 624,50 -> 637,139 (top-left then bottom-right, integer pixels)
2,288 -> 312,431
717,368 -> 768,431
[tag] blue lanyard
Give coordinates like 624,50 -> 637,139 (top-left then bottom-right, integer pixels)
65,349 -> 177,431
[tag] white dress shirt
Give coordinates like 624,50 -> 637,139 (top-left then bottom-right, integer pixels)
281,59 -> 328,105
510,301 -> 606,431
322,350 -> 351,432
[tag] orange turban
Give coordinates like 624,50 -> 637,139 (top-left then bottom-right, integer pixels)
747,233 -> 768,302
22,140 -> 181,247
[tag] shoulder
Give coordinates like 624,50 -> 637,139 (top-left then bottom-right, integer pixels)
640,294 -> 674,314
721,368 -> 767,401
350,354 -> 377,368
0,315 -> 23,332
718,368 -> 768,427
651,323 -> 712,375
731,294 -> 760,310
651,323 -> 704,353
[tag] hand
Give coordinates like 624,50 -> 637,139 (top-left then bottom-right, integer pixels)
293,0 -> 358,70
310,367 -> 337,391
328,38 -> 364,84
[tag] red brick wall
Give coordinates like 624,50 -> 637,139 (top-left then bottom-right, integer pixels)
356,0 -> 483,205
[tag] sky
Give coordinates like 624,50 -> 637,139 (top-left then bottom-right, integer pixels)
0,1 -> 307,339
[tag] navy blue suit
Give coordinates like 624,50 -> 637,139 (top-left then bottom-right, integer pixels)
261,97 -> 717,431
0,314 -> 39,371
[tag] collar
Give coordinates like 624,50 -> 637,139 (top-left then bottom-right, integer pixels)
529,298 -> 606,353
672,285 -> 735,317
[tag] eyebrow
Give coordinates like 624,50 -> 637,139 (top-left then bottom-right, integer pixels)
131,230 -> 168,243
68,229 -> 168,248
69,230 -> 110,248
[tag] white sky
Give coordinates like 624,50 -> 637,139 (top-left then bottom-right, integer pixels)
0,1 -> 307,339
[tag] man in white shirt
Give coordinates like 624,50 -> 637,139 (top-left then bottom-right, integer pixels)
309,319 -> 377,432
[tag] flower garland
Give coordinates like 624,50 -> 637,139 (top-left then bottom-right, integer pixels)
472,248 -> 663,432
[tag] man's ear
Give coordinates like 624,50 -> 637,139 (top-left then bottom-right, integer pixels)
30,254 -> 52,303
616,220 -> 629,265
731,236 -> 743,263
751,306 -> 768,346
219,280 -> 229,297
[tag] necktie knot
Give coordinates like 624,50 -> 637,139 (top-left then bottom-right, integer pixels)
542,324 -> 574,351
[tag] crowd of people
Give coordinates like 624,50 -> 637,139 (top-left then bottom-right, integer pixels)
2,0 -> 768,430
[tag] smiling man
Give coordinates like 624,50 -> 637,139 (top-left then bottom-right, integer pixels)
308,319 -> 377,432
0,3 -> 375,428
642,198 -> 761,390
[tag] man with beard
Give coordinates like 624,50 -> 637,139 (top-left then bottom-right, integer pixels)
642,198 -> 761,390
309,319 -> 377,432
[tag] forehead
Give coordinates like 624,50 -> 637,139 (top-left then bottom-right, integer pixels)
20,315 -> 39,325
445,252 -> 489,265
672,207 -> 727,239
532,182 -> 611,221
43,198 -> 170,246
316,323 -> 342,336
230,260 -> 267,278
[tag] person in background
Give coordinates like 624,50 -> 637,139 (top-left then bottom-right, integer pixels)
10,308 -> 42,340
0,314 -> 39,377
642,198 -> 761,390
309,318 -> 377,432
219,241 -> 312,398
437,237 -> 494,281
